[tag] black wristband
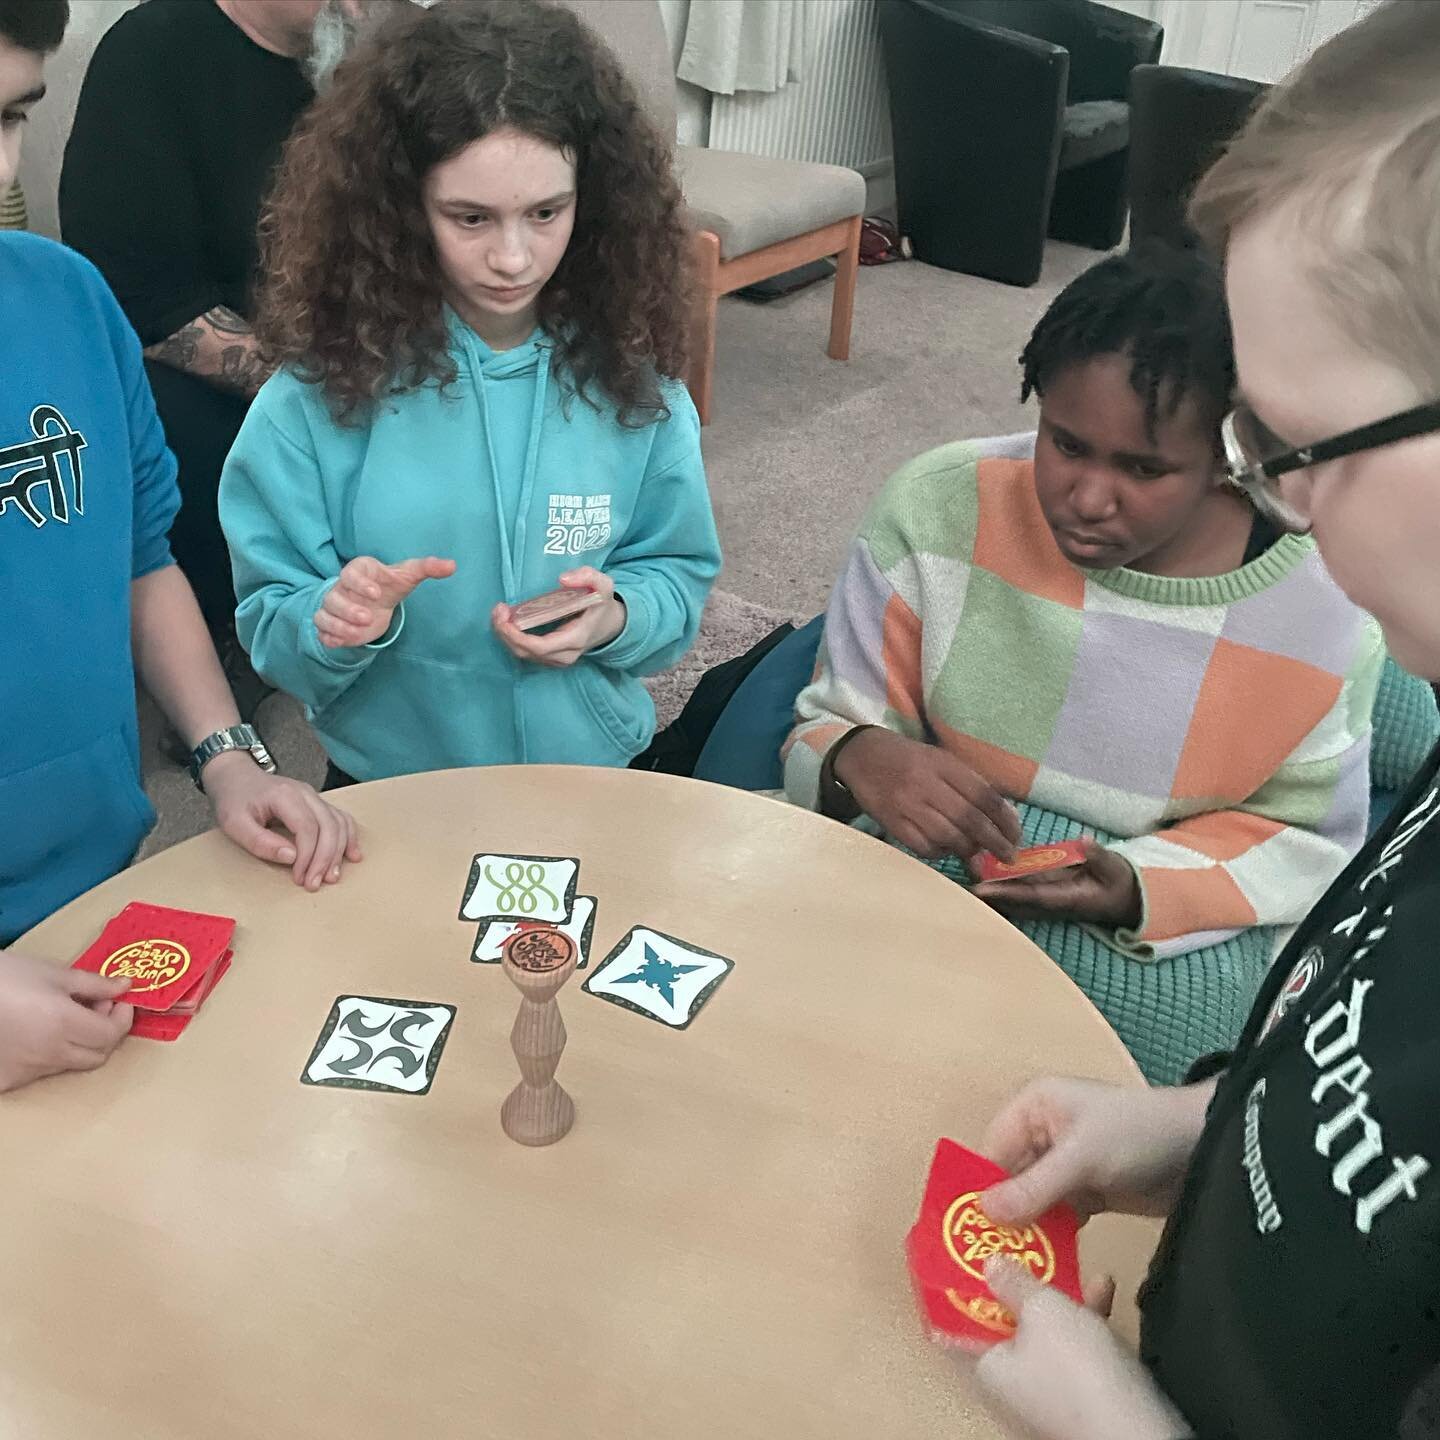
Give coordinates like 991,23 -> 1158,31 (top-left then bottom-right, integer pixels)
819,724 -> 877,820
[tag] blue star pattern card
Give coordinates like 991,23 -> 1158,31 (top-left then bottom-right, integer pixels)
583,927 -> 734,1029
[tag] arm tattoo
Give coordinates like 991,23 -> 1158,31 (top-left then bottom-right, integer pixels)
145,322 -> 202,372
219,344 -> 268,395
143,304 -> 271,396
204,304 -> 253,336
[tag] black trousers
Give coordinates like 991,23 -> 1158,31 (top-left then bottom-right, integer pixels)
323,763 -> 359,792
146,360 -> 251,644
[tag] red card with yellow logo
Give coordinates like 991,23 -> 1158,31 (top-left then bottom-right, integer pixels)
71,903 -> 235,1016
906,1138 -> 1082,1352
973,840 -> 1088,884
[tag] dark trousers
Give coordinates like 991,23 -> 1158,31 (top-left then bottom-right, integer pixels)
146,360 -> 251,645
323,763 -> 358,792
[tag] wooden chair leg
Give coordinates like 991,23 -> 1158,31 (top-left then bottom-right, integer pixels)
688,229 -> 721,426
827,214 -> 862,362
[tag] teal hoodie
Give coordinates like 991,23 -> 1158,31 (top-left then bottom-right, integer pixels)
219,318 -> 720,779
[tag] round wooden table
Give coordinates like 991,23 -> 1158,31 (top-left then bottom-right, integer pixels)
2,767 -> 1160,1439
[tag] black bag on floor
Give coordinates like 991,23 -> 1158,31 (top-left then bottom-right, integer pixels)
630,622 -> 797,776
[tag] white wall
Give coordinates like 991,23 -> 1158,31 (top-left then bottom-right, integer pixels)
19,0 -> 136,240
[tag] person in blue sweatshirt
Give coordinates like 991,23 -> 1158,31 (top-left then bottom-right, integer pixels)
0,0 -> 359,1092
220,0 -> 720,787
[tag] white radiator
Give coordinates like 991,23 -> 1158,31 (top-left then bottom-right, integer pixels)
705,0 -> 892,176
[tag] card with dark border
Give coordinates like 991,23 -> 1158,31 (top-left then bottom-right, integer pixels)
472,894 -> 598,968
300,995 -> 456,1096
582,926 -> 734,1030
457,853 -> 580,926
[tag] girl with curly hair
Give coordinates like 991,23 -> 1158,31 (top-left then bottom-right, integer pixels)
219,0 -> 719,784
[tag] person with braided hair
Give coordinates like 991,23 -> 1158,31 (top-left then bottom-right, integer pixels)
784,242 -> 1401,1082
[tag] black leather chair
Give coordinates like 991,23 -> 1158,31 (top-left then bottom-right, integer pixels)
1127,64 -> 1268,250
879,0 -> 1162,286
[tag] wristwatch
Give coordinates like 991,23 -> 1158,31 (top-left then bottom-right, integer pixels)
187,724 -> 277,792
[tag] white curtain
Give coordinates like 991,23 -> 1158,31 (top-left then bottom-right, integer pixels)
677,0 -> 806,96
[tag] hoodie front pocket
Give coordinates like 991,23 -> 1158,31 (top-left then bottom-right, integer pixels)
572,664 -> 653,760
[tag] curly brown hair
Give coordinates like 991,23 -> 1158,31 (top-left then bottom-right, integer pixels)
255,0 -> 692,425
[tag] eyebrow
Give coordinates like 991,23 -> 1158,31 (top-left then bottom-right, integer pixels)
1050,420 -> 1171,466
4,85 -> 46,108
436,190 -> 575,212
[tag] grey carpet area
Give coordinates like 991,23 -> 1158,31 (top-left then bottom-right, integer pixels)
140,240 -> 1103,855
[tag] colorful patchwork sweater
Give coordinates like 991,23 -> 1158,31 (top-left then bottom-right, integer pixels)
783,436 -> 1385,959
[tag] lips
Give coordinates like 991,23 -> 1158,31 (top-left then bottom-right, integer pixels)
479,282 -> 534,302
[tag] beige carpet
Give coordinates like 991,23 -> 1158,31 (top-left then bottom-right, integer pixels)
141,239 -> 1104,855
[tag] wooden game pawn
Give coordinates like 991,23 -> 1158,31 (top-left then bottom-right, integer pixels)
499,930 -> 579,1146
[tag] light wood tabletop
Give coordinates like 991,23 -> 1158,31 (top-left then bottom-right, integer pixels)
1,766 -> 1161,1440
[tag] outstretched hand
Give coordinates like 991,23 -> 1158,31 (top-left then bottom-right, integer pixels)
315,555 -> 456,649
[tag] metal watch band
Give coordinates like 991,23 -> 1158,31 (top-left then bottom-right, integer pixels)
188,724 -> 277,792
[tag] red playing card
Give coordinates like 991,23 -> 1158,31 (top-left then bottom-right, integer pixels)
128,951 -> 233,1042
129,1010 -> 193,1043
973,840 -> 1088,884
509,587 -> 606,632
72,903 -> 235,1013
906,1138 -> 1082,1352
167,950 -> 234,1017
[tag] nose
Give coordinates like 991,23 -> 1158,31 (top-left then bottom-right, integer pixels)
1070,468 -> 1118,524
0,134 -> 18,195
486,224 -> 530,281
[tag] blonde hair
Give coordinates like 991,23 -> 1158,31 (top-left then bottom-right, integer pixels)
1190,0 -> 1440,389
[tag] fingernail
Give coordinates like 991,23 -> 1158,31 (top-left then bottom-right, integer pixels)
329,866 -> 341,881
278,847 -> 297,863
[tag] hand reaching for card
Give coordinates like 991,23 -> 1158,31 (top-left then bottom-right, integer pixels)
493,568 -> 626,668
315,555 -> 457,649
979,1076 -> 1214,1227
0,952 -> 133,1092
975,1258 -> 1191,1440
830,727 -> 1021,861
972,839 -> 1141,927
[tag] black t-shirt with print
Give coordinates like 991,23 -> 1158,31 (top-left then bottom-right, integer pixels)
1138,739 -> 1440,1438
59,0 -> 313,344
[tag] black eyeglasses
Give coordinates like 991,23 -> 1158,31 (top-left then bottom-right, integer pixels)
1221,399 -> 1440,534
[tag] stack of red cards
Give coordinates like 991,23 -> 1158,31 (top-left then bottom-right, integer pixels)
905,1138 -> 1083,1352
973,840 -> 1088,884
72,902 -> 236,1041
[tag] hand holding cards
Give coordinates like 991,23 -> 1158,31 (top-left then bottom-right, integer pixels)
71,902 -> 236,1042
906,1139 -> 1082,1352
509,586 -> 607,633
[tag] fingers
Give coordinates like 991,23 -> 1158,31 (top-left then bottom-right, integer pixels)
558,566 -> 613,596
300,795 -> 349,890
342,809 -> 364,864
221,809 -> 299,868
981,1080 -> 1054,1172
1083,1273 -> 1116,1319
314,607 -> 377,650
492,608 -> 587,668
63,994 -> 135,1052
337,556 -> 386,602
984,1256 -> 1047,1316
389,556 -> 457,593
64,969 -> 132,1005
981,1138 -> 1088,1226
